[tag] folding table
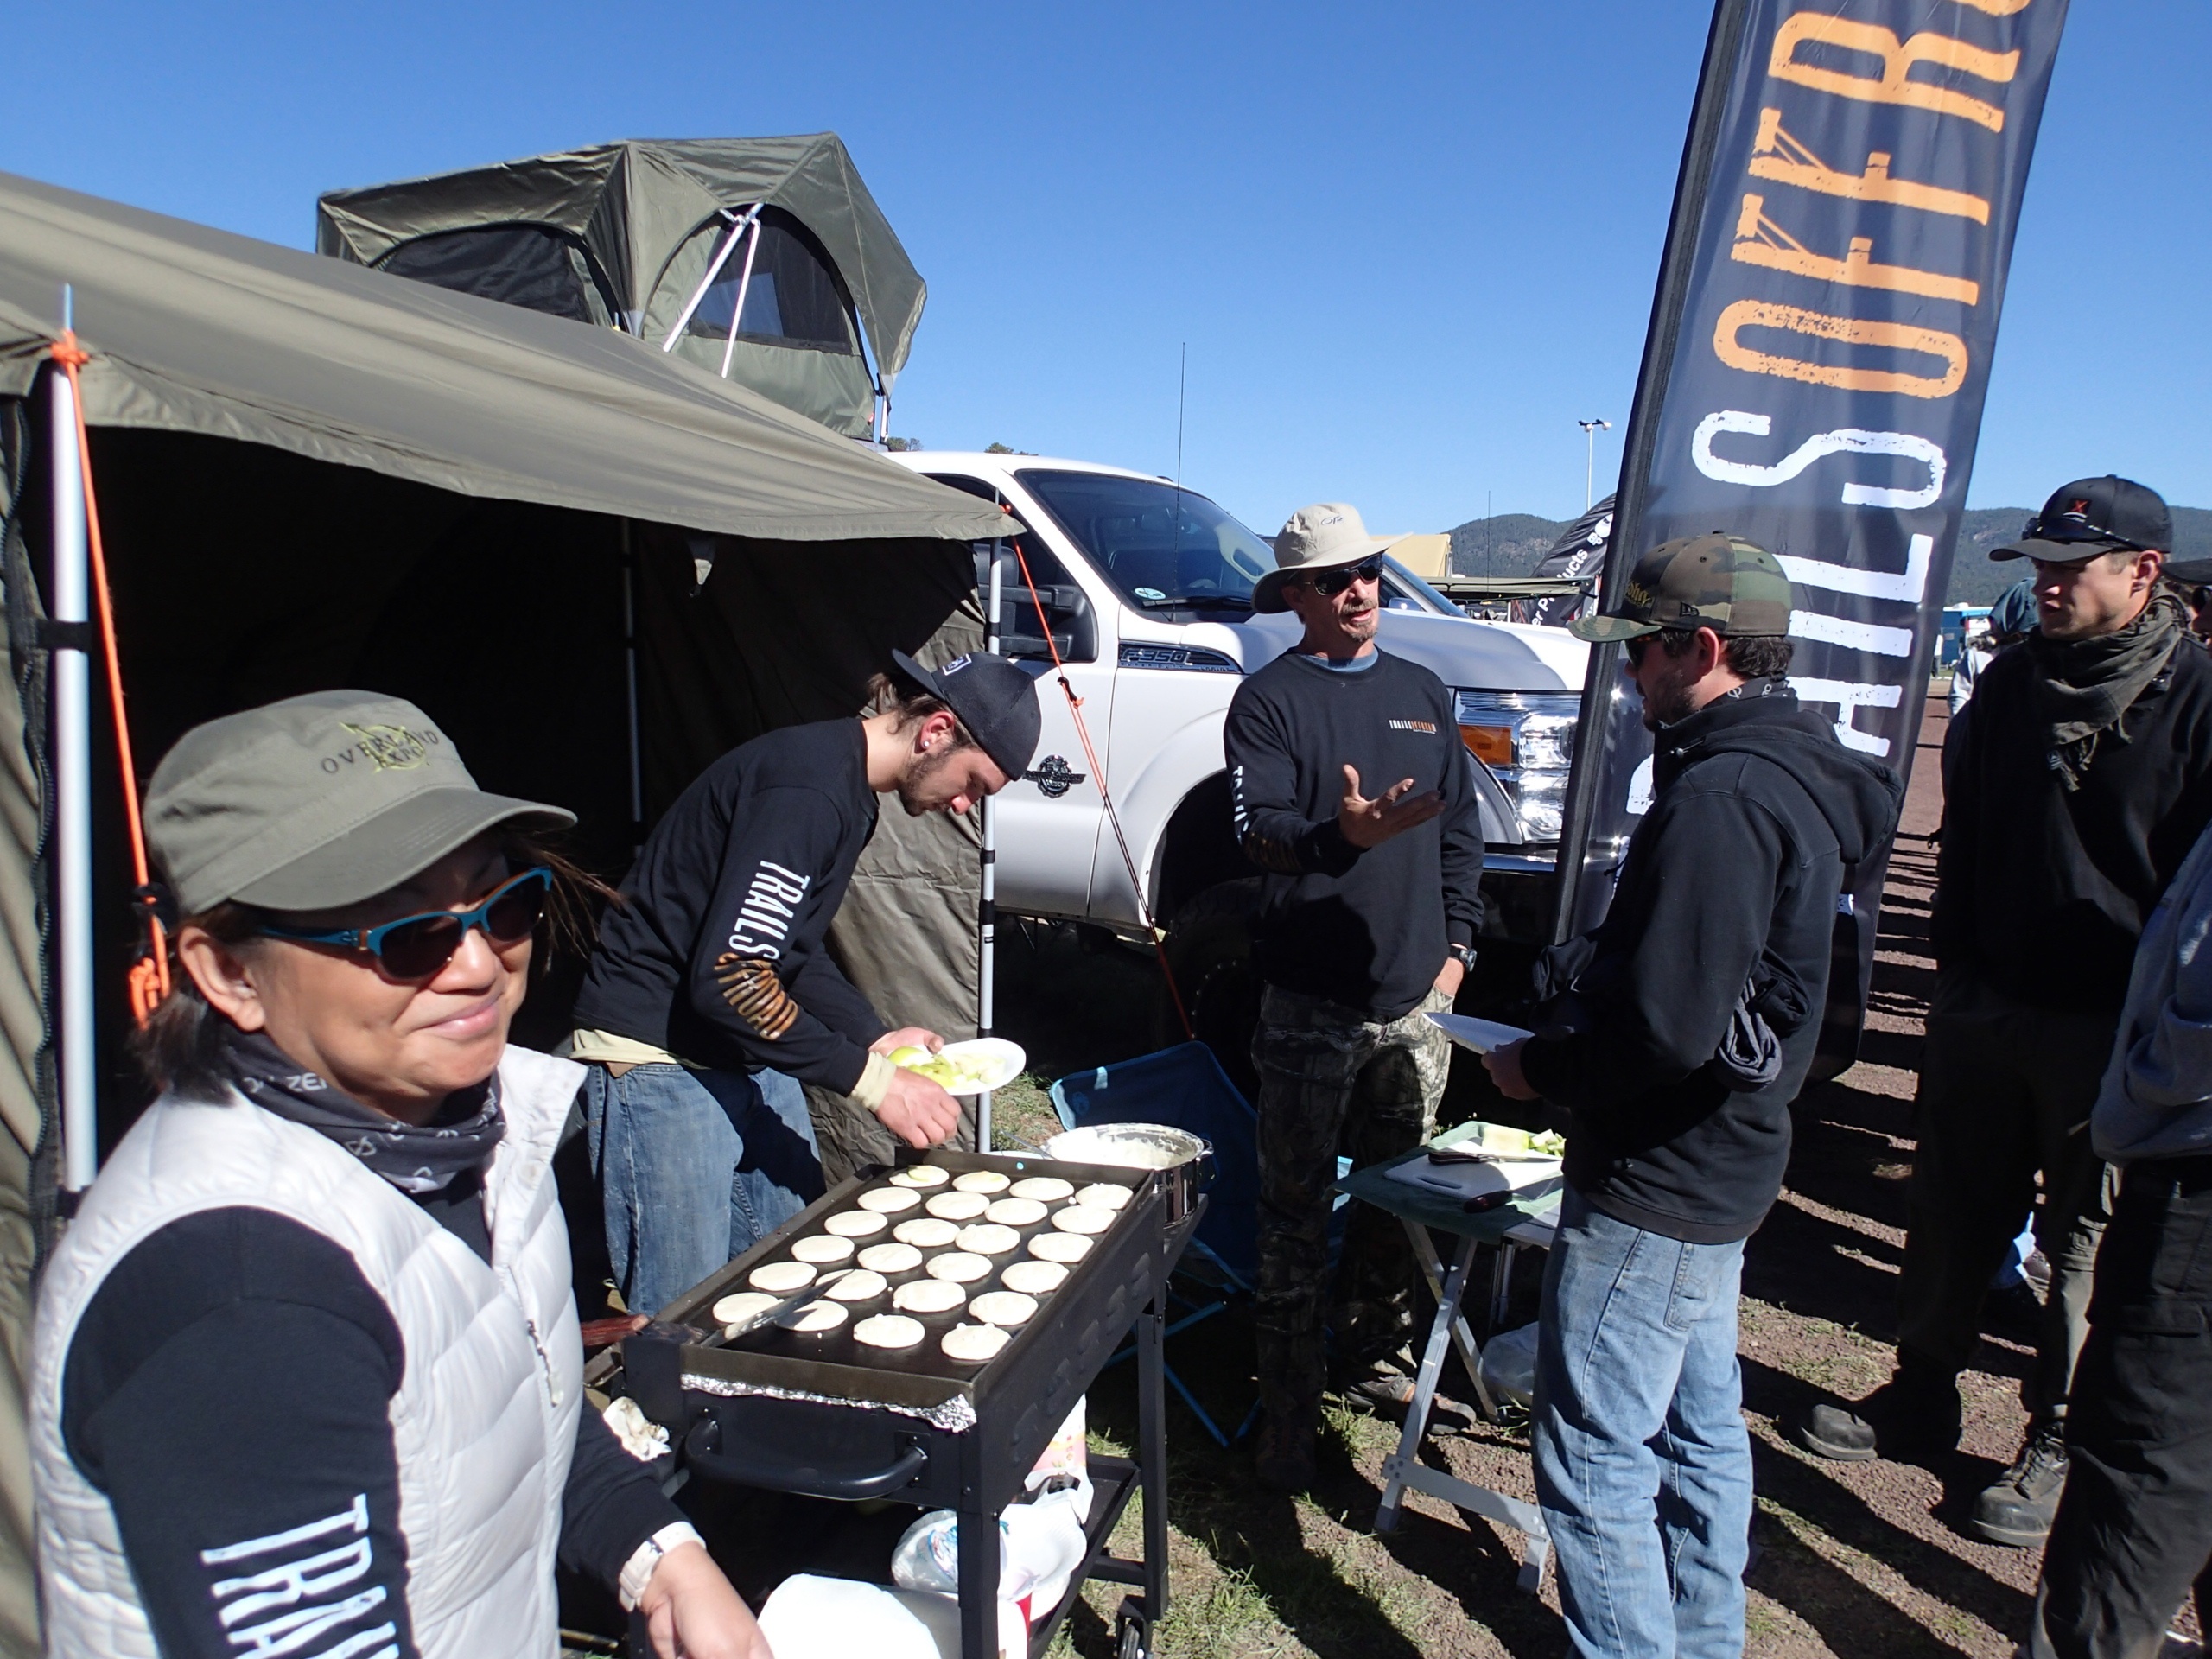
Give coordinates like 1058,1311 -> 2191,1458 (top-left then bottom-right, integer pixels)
1334,1121 -> 1561,1592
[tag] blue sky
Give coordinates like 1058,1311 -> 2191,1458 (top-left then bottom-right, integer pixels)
3,2 -> 2202,534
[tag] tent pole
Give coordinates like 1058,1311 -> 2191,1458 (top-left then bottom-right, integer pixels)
620,522 -> 643,856
977,539 -> 1003,1152
718,217 -> 764,381
661,203 -> 763,353
48,327 -> 97,1199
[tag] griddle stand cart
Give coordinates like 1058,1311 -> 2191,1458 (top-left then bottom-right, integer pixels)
618,1155 -> 1197,1659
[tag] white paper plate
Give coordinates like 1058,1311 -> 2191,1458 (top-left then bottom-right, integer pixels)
1425,1012 -> 1535,1055
899,1037 -> 1025,1096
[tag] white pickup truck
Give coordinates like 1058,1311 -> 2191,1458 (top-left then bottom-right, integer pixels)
887,452 -> 1591,1048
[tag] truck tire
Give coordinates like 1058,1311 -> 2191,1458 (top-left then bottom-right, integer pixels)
1159,877 -> 1263,1102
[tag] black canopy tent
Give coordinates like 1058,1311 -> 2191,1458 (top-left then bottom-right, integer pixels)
317,136 -> 928,441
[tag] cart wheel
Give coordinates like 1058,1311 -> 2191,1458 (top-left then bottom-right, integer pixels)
1114,1599 -> 1149,1659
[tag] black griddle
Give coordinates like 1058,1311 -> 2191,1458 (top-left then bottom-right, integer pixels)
608,1147 -> 1189,1659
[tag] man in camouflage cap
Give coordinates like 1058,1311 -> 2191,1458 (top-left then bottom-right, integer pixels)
1571,530 -> 1795,653
1487,533 -> 1901,1657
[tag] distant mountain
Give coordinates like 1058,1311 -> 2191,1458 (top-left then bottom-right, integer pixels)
1448,505 -> 2212,607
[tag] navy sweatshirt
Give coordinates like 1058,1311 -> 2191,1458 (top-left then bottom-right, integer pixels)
60,1199 -> 679,1659
573,719 -> 888,1091
1224,649 -> 1484,1021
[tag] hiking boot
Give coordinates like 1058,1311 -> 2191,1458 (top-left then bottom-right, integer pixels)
1253,1408 -> 1317,1493
1969,1418 -> 2068,1547
1983,1278 -> 2045,1347
1792,1365 -> 1962,1463
1343,1372 -> 1478,1434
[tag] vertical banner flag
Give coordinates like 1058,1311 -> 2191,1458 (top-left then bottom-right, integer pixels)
1554,0 -> 2070,976
1529,494 -> 1617,629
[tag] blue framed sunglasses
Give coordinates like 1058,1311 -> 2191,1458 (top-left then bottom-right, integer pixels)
257,867 -> 553,979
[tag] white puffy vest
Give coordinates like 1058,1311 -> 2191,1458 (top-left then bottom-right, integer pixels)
31,1045 -> 587,1659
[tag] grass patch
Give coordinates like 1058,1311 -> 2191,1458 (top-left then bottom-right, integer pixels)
989,1071 -> 1064,1152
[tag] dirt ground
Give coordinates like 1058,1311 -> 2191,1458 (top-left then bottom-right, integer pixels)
978,690 -> 2143,1659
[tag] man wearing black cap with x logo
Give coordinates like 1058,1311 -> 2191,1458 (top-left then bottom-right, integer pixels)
571,651 -> 1042,1317
1796,476 -> 2212,1550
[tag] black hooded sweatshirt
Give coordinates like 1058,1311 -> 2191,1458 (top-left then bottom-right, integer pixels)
1519,682 -> 1903,1243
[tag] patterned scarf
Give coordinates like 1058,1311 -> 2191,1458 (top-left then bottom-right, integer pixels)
2026,589 -> 2188,792
225,1027 -> 505,1195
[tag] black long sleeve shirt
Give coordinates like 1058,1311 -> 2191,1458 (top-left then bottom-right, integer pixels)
573,719 -> 889,1091
1934,639 -> 2212,1011
60,1202 -> 680,1659
1224,649 -> 1483,1020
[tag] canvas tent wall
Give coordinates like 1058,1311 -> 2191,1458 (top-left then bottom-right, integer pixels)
317,136 -> 926,441
0,167 -> 1015,1640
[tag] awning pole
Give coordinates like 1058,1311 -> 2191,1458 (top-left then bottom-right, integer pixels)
620,521 -> 643,856
977,539 -> 1003,1152
49,296 -> 97,1198
661,203 -> 764,352
717,217 -> 764,380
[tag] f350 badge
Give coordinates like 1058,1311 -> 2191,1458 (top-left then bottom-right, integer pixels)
1025,755 -> 1085,798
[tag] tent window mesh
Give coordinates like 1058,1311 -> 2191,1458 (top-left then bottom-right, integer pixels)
378,225 -> 614,327
681,209 -> 856,354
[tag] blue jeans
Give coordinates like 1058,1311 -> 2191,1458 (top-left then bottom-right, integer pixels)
582,1063 -> 822,1318
1533,1187 -> 1752,1659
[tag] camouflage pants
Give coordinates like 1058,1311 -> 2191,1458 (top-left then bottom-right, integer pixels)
1251,982 -> 1452,1421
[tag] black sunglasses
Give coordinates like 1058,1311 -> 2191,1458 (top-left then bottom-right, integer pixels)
258,867 -> 553,981
1301,556 -> 1386,599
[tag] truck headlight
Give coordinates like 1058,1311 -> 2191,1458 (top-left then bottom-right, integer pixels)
1454,690 -> 1581,843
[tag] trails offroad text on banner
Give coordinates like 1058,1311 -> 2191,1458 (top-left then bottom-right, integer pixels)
1554,0 -> 2069,944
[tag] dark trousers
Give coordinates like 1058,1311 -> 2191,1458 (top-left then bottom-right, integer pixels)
1896,972 -> 2117,1417
2028,1157 -> 2212,1659
1251,983 -> 1451,1421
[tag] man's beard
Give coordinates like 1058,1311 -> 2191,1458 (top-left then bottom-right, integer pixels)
895,743 -> 962,816
1638,671 -> 1700,731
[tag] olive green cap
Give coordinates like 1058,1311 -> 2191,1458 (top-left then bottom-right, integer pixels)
1569,531 -> 1795,642
145,690 -> 574,917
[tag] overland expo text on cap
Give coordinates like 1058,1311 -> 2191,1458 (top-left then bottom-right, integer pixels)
1993,475 -> 2173,563
1568,532 -> 1795,643
1251,503 -> 1402,614
145,690 -> 575,917
890,650 -> 1044,781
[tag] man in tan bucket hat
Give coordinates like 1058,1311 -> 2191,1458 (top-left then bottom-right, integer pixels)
1230,501 -> 1485,1490
1251,502 -> 1406,615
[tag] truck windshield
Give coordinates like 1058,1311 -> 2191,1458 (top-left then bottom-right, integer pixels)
1018,469 -> 1273,613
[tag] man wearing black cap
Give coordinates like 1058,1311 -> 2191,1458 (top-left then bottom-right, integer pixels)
1796,477 -> 2212,1550
572,651 -> 1042,1315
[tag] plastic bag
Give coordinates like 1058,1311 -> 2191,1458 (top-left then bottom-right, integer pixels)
1478,1319 -> 1540,1408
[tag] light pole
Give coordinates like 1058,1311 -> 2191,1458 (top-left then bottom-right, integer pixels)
1578,419 -> 1612,510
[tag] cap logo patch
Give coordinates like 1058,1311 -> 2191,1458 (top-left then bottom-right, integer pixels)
329,722 -> 435,774
941,654 -> 974,676
1625,582 -> 1654,608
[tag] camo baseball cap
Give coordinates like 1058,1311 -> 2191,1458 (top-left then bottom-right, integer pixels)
145,690 -> 575,916
1569,531 -> 1795,642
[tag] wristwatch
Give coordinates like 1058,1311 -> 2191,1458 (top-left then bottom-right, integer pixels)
1448,944 -> 1478,972
619,1522 -> 704,1611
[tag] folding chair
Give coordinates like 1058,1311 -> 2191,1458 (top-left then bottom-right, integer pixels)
1050,1042 -> 1260,1444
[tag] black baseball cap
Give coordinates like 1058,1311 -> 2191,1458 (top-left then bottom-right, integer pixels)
1993,475 -> 2171,563
890,649 -> 1043,781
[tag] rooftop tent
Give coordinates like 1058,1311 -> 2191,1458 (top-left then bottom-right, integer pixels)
317,136 -> 927,441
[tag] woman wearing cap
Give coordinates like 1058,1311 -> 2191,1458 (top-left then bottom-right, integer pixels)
29,690 -> 768,1659
571,651 -> 1041,1318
